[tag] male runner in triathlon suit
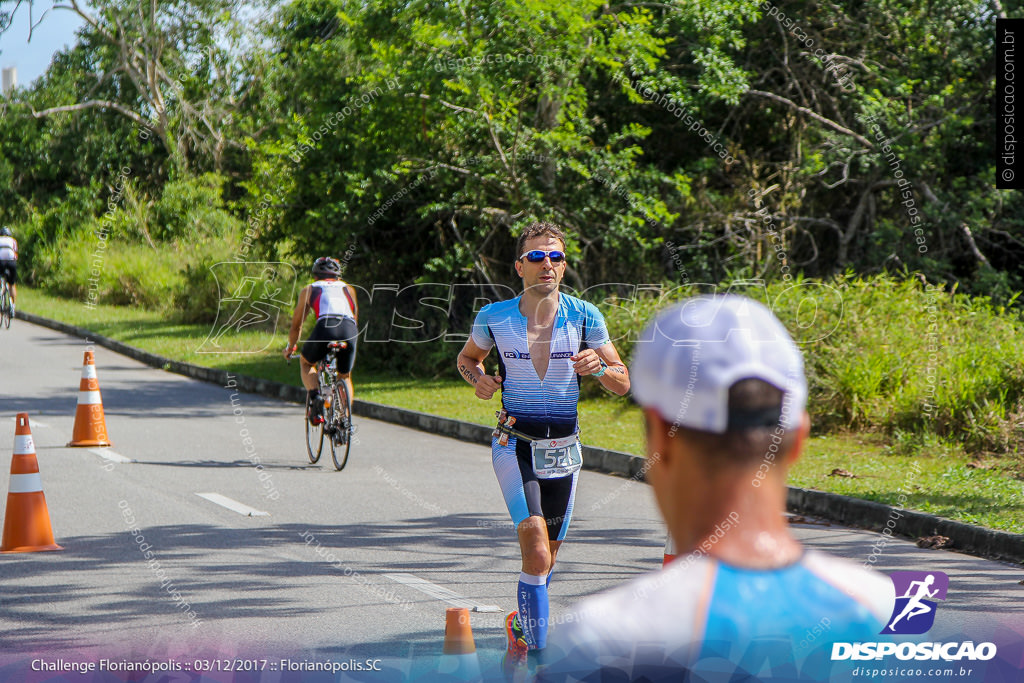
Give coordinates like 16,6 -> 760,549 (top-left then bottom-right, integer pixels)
283,257 -> 358,424
537,295 -> 893,681
0,227 -> 18,313
456,222 -> 630,669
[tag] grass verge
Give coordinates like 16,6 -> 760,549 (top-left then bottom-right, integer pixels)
16,286 -> 1023,533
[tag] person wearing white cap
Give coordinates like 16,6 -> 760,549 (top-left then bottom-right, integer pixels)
537,295 -> 893,681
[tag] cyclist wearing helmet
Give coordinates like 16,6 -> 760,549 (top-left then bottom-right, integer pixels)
0,227 -> 17,312
283,256 -> 358,425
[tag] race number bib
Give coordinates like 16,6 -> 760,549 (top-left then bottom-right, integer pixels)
531,434 -> 583,479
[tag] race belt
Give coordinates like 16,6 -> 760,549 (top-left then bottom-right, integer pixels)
493,411 -> 583,479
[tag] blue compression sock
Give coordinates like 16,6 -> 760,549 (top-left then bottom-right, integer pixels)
546,569 -> 554,588
517,572 -> 549,650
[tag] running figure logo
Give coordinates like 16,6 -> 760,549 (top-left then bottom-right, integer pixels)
882,571 -> 949,634
197,262 -> 297,353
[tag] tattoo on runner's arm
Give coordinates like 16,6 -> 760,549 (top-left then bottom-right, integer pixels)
459,362 -> 478,384
608,366 -> 626,374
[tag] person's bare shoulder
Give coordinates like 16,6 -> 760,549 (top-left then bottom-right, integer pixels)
802,550 -> 895,623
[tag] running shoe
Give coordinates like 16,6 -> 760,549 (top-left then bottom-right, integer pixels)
307,394 -> 325,426
503,611 -> 529,674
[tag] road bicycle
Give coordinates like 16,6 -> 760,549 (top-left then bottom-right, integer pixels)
0,275 -> 12,329
292,341 -> 353,470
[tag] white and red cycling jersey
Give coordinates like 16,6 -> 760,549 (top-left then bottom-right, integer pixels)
309,279 -> 355,320
0,236 -> 17,262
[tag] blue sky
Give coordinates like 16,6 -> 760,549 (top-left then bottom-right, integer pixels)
0,4 -> 85,88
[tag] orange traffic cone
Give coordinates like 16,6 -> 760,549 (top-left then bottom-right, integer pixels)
68,350 -> 112,447
1,413 -> 62,553
438,607 -> 480,679
663,534 -> 677,566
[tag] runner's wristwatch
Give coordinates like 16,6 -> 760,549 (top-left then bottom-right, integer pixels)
593,359 -> 607,377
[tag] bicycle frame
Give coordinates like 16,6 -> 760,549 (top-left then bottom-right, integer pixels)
316,341 -> 353,470
296,340 -> 353,470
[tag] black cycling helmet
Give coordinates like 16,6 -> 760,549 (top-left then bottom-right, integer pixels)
0,227 -> 11,237
311,256 -> 342,279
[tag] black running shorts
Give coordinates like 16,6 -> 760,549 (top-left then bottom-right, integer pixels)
302,316 -> 357,372
0,260 -> 16,285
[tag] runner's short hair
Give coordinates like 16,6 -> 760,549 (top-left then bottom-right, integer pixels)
516,222 -> 567,259
667,378 -> 798,470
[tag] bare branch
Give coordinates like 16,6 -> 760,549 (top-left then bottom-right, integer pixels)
28,1 -> 55,41
840,180 -> 896,264
31,99 -> 149,128
410,92 -> 479,116
63,0 -> 113,44
746,89 -> 874,149
0,0 -> 29,33
482,110 -> 516,183
790,226 -> 820,267
960,224 -> 991,268
983,228 -> 1024,251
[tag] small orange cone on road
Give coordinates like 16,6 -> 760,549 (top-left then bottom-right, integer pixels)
438,607 -> 481,679
663,534 -> 677,566
68,350 -> 112,447
1,413 -> 62,553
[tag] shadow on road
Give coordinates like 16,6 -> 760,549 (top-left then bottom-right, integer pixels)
0,514 -> 654,654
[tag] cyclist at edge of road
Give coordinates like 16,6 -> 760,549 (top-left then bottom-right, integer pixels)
0,227 -> 18,313
283,256 -> 359,426
455,221 -> 630,674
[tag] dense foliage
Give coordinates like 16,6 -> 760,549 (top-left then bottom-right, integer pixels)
2,0 -> 1019,294
602,275 -> 1024,455
2,0 -> 1023,456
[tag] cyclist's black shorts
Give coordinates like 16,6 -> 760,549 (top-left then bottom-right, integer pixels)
302,315 -> 357,372
0,260 -> 16,286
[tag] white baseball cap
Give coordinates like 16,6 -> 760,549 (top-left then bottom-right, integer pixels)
631,295 -> 807,433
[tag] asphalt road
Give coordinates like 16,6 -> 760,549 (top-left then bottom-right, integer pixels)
1,320 -> 1022,680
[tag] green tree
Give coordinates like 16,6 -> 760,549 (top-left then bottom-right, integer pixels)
2,0 -> 260,176
724,0 -> 1022,295
248,0 -> 762,289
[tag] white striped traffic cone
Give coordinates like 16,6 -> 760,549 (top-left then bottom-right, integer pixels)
1,413 -> 62,553
438,607 -> 481,680
68,350 -> 112,447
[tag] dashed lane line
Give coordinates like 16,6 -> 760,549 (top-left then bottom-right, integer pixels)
384,573 -> 502,613
88,448 -> 136,464
195,492 -> 269,517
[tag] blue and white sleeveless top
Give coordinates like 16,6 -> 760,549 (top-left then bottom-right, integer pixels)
470,293 -> 610,436
537,550 -> 894,681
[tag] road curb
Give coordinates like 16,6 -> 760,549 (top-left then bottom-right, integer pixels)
16,309 -> 1023,564
785,487 -> 1024,564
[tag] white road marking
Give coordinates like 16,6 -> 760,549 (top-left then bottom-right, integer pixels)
196,492 -> 269,517
88,448 -> 136,464
384,573 -> 502,612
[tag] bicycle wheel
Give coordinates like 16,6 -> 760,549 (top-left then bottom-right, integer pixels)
0,283 -> 10,330
305,392 -> 324,464
329,380 -> 352,471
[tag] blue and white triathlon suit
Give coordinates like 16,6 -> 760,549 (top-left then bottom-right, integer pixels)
470,293 -> 610,540
536,550 -> 894,681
